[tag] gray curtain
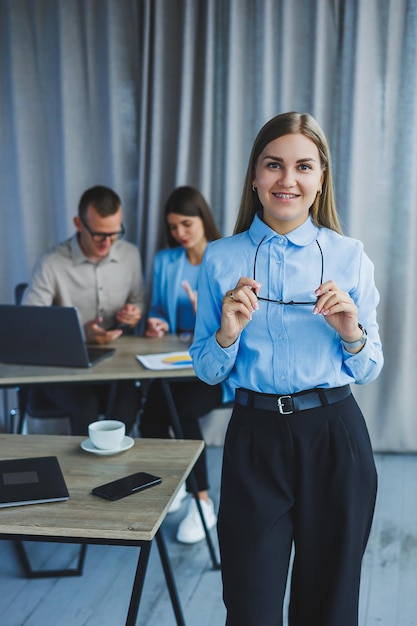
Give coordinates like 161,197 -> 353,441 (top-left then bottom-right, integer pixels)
1,0 -> 416,451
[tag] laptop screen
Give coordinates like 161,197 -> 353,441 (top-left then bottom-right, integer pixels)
0,305 -> 115,368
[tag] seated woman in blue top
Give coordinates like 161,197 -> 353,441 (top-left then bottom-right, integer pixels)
140,185 -> 226,544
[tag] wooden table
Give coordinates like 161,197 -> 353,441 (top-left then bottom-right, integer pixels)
0,335 -> 195,386
0,335 -> 221,570
0,434 -> 204,626
1,335 -> 195,435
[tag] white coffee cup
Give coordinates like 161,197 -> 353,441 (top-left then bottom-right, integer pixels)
88,420 -> 126,450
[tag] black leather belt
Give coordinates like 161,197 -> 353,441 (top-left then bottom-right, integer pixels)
235,385 -> 351,415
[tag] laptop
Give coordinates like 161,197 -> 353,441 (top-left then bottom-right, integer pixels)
0,304 -> 115,368
0,456 -> 69,508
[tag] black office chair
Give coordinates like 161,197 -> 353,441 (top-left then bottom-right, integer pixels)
14,283 -> 70,434
14,282 -> 29,307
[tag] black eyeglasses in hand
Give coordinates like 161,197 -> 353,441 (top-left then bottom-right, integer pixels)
81,216 -> 126,243
253,236 -> 323,306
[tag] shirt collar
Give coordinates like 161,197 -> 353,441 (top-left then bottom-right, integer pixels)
249,212 -> 319,247
70,234 -> 121,265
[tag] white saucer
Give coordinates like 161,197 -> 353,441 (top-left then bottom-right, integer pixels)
80,436 -> 135,456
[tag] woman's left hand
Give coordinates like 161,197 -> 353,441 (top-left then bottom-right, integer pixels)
314,280 -> 362,342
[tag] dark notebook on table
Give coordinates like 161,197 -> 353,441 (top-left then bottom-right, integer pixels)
0,456 -> 69,508
0,304 -> 115,367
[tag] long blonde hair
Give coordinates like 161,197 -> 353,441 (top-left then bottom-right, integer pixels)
234,112 -> 342,235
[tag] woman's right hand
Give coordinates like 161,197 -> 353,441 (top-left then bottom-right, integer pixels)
146,317 -> 169,338
216,278 -> 261,348
182,280 -> 198,314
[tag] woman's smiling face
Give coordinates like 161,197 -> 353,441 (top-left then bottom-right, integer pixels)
252,133 -> 324,234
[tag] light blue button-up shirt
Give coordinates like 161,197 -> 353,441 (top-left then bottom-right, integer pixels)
190,214 -> 383,400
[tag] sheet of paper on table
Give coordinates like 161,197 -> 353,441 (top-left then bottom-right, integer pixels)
136,351 -> 193,370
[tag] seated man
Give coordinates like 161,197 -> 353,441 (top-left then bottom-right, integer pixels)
23,185 -> 145,435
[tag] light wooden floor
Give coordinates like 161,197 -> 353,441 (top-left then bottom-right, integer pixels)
0,448 -> 416,626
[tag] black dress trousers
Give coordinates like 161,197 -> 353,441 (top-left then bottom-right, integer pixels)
217,393 -> 377,626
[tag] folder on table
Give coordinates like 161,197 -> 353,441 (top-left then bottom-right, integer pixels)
0,456 -> 69,508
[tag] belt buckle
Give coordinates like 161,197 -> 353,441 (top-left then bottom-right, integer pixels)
277,395 -> 293,414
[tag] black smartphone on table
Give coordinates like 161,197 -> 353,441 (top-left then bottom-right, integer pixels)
92,472 -> 162,501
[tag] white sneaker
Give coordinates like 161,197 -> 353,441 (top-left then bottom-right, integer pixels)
176,497 -> 217,544
168,483 -> 188,513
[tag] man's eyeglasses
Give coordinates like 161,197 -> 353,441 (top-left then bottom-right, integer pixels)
80,216 -> 125,243
253,236 -> 323,306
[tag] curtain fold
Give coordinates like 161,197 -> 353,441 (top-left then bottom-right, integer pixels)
1,0 -> 417,450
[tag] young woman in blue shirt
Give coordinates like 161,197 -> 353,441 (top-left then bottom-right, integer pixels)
190,112 -> 383,626
141,186 -> 230,544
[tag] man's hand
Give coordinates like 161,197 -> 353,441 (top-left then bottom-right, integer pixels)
115,303 -> 142,328
84,317 -> 123,345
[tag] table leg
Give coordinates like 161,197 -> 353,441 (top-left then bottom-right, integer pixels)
13,540 -> 87,577
125,542 -> 152,626
2,388 -> 10,432
156,529 -> 186,626
105,381 -> 118,419
161,379 -> 221,570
